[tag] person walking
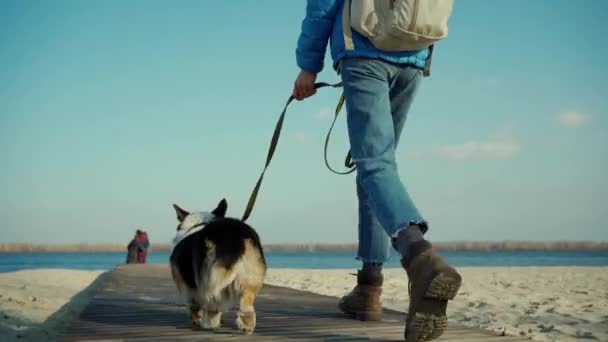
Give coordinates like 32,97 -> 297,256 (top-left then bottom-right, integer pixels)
292,1 -> 461,340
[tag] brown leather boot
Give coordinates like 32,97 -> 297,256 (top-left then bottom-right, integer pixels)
401,240 -> 462,342
338,269 -> 383,321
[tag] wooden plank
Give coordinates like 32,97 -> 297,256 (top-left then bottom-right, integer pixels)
61,264 -> 526,341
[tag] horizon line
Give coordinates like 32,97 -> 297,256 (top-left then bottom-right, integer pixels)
1,240 -> 607,253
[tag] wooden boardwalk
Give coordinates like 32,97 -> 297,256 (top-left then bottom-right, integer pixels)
62,264 -> 526,341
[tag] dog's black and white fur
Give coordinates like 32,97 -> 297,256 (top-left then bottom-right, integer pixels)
170,199 -> 266,334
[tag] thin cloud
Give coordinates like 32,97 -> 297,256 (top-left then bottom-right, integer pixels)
437,138 -> 521,161
314,106 -> 332,121
407,134 -> 521,161
292,131 -> 309,144
555,111 -> 592,128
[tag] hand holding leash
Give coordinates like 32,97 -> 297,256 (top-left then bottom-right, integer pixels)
292,70 -> 318,101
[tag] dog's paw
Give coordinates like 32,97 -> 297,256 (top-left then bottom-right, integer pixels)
236,311 -> 256,335
196,311 -> 222,330
189,304 -> 202,320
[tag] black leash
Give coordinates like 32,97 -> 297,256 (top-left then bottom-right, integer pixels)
241,82 -> 355,222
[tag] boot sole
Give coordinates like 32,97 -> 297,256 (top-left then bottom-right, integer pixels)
405,270 -> 461,341
405,312 -> 447,342
354,310 -> 382,321
338,302 -> 382,321
425,270 -> 462,300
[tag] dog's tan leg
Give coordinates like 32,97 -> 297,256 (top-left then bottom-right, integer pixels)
236,286 -> 260,335
174,267 -> 200,327
190,303 -> 202,327
171,266 -> 186,298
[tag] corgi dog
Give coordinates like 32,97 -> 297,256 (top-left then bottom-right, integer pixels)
170,199 -> 266,334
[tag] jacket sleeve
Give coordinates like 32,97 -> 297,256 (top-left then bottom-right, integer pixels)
296,0 -> 342,74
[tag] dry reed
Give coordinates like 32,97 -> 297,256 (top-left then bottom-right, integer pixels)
1,241 -> 606,253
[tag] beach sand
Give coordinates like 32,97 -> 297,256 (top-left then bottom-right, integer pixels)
1,267 -> 606,341
0,269 -> 106,342
265,267 -> 608,341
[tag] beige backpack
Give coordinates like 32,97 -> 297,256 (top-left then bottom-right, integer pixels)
343,0 -> 454,52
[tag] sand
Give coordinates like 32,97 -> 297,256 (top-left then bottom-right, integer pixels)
0,269 -> 106,342
1,266 -> 606,341
265,267 -> 608,341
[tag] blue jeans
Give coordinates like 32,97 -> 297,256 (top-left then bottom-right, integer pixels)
340,57 -> 426,264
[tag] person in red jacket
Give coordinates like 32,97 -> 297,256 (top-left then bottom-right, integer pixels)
135,229 -> 150,263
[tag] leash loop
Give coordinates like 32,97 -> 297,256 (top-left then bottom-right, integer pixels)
323,93 -> 356,175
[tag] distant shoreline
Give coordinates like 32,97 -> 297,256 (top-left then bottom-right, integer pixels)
1,241 -> 607,253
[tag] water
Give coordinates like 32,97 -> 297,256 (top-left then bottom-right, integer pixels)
1,250 -> 607,273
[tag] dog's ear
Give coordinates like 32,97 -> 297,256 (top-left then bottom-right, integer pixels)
172,204 -> 190,222
212,198 -> 228,217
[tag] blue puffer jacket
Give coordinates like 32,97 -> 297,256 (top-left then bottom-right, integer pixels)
296,0 -> 430,74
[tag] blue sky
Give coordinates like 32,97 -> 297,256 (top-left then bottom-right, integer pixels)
1,0 -> 607,245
